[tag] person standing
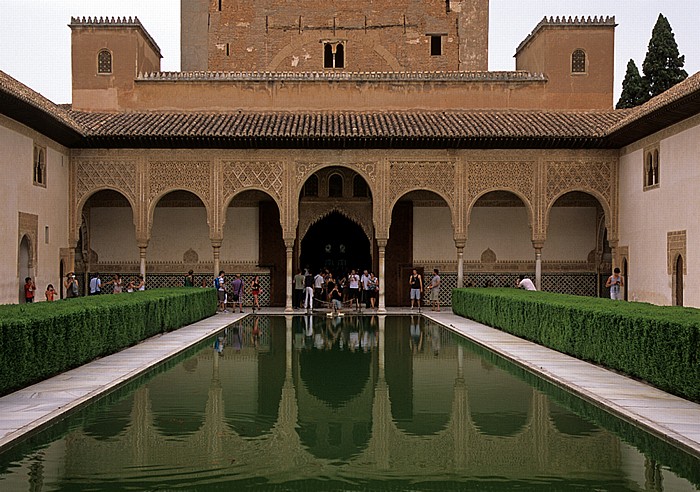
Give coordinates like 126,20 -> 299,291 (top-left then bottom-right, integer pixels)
313,270 -> 325,303
427,268 -> 441,311
23,277 -> 36,303
368,272 -> 378,309
361,269 -> 371,308
606,267 -> 624,300
215,271 -> 227,312
304,270 -> 315,311
231,274 -> 245,313
516,275 -> 537,291
184,270 -> 195,287
250,275 -> 261,311
293,269 -> 305,309
348,269 -> 361,310
89,273 -> 102,295
409,269 -> 422,310
65,272 -> 79,298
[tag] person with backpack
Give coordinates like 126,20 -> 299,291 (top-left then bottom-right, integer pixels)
215,271 -> 228,313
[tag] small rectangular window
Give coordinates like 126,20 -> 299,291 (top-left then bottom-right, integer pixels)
430,35 -> 442,56
218,0 -> 222,11
45,226 -> 50,244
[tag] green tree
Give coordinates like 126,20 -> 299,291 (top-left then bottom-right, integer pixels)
616,59 -> 648,109
642,13 -> 688,98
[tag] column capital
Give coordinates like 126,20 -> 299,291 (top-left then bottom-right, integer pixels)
375,237 -> 388,248
210,240 -> 223,249
531,240 -> 545,251
283,237 -> 296,249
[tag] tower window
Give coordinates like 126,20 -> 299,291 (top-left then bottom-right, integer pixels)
97,49 -> 112,74
323,42 -> 345,69
328,174 -> 343,197
303,175 -> 319,197
571,49 -> 586,73
430,35 -> 442,56
33,144 -> 46,187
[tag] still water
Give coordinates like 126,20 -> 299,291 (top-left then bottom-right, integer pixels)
1,315 -> 698,491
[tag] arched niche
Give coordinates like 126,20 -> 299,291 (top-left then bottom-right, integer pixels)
150,190 -> 209,264
18,235 -> 31,303
80,189 -> 139,267
466,190 -> 532,268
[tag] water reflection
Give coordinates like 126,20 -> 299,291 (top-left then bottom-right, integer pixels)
1,315 -> 698,491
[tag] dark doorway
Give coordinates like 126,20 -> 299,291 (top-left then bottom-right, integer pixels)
300,212 -> 371,278
674,255 -> 684,306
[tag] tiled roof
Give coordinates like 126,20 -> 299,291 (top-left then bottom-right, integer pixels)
607,71 -> 700,135
70,109 -> 626,148
0,70 -> 83,132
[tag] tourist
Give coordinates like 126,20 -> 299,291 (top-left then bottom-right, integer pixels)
103,273 -> 123,294
516,275 -> 537,291
65,272 -> 79,298
368,272 -> 378,309
215,271 -> 227,312
23,277 -> 36,303
134,274 -> 145,291
606,267 -> 624,300
231,273 -> 244,313
330,282 -> 343,314
428,268 -> 441,311
348,269 -> 360,309
361,269 -> 371,308
409,269 -> 422,310
293,269 -> 305,309
184,269 -> 195,287
45,284 -> 56,302
304,270 -> 314,311
313,270 -> 325,302
250,275 -> 261,311
88,272 -> 102,295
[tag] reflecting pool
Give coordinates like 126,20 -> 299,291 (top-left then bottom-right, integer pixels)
1,315 -> 698,491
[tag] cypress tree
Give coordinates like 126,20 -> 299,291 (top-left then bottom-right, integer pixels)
617,59 -> 648,109
642,14 -> 688,98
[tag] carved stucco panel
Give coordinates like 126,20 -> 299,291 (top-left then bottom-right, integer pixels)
388,161 -> 455,205
222,160 -> 284,201
467,161 -> 535,204
148,161 -> 211,204
298,201 -> 374,243
75,159 -> 138,207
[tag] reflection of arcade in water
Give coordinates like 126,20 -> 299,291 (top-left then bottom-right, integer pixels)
4,316 -> 690,490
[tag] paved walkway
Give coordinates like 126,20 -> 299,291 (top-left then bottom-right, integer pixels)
0,307 -> 698,460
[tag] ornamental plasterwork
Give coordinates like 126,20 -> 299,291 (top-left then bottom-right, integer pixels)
298,201 -> 374,242
295,160 -> 377,187
545,160 -> 613,207
467,161 -> 535,205
75,159 -> 137,206
388,161 -> 455,204
222,160 -> 284,200
148,160 -> 211,203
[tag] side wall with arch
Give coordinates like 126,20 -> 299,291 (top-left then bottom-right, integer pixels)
618,113 -> 700,307
0,114 -> 71,304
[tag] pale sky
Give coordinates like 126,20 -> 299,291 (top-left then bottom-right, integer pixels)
0,0 -> 698,105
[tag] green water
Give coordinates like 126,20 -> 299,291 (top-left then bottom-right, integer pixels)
0,315 -> 698,491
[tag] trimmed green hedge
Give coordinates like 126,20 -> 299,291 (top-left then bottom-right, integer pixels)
0,288 -> 217,396
452,288 -> 700,402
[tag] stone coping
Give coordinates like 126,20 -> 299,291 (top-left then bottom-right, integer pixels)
0,307 -> 698,461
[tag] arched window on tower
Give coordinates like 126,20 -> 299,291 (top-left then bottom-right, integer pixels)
571,49 -> 586,73
644,145 -> 660,189
328,174 -> 343,197
303,174 -> 319,197
97,49 -> 112,74
323,42 -> 345,69
653,149 -> 660,185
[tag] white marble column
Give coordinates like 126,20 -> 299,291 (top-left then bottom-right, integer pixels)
455,239 -> 466,288
532,241 -> 543,291
377,239 -> 387,313
211,241 -> 221,278
285,240 -> 294,313
138,246 -> 147,280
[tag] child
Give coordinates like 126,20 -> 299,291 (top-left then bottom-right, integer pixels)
45,284 -> 56,301
24,277 -> 36,303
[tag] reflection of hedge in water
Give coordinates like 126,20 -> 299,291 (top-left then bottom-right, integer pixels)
460,337 -> 700,488
300,349 -> 371,408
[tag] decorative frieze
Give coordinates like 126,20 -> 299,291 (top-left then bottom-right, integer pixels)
389,160 -> 455,204
223,160 -> 284,200
148,160 -> 211,203
75,159 -> 137,206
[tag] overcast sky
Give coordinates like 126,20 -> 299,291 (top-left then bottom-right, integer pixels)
1,0 -> 698,105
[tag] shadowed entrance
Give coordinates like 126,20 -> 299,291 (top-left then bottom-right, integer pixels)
300,212 -> 371,277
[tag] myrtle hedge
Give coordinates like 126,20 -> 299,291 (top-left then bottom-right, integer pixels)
452,288 -> 700,402
0,288 -> 217,396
